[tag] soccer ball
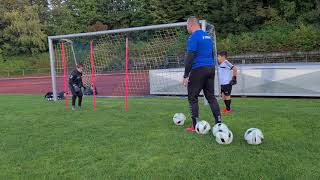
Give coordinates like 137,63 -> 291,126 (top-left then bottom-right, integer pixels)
244,128 -> 257,139
215,130 -> 232,144
212,123 -> 229,136
225,130 -> 233,144
244,128 -> 264,145
172,113 -> 186,125
195,120 -> 211,135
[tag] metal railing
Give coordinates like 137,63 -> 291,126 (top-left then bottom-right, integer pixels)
228,50 -> 320,64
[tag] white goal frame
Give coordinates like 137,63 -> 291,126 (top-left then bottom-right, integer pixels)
48,21 -> 218,101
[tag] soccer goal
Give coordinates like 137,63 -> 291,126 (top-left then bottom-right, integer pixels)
48,20 -> 218,109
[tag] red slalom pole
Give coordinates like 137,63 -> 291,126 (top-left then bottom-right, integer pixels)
90,40 -> 97,111
61,42 -> 68,108
125,36 -> 129,112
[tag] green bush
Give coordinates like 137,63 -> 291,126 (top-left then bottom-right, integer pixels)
289,23 -> 320,51
217,21 -> 320,54
0,52 -> 50,76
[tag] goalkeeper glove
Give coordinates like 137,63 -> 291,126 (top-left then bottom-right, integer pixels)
230,76 -> 237,85
73,84 -> 81,92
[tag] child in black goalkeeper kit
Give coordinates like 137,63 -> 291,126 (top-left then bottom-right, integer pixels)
69,64 -> 84,111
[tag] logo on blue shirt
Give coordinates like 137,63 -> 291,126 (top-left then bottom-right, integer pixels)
187,30 -> 215,69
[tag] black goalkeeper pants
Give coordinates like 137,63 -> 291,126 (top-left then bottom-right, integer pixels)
188,66 -> 221,126
69,85 -> 83,107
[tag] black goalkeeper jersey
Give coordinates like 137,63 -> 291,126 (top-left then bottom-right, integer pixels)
69,69 -> 83,87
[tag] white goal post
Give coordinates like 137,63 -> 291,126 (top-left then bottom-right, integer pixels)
48,20 -> 219,102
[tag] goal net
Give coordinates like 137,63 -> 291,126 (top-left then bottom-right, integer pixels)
48,21 -> 218,105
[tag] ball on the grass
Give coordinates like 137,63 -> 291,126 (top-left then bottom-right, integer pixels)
244,128 -> 257,139
215,130 -> 231,144
225,130 -> 233,144
172,113 -> 186,125
195,120 -> 211,135
212,123 -> 229,136
244,128 -> 264,145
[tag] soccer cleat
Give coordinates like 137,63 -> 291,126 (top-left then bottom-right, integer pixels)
223,108 -> 232,113
185,125 -> 196,132
72,106 -> 76,111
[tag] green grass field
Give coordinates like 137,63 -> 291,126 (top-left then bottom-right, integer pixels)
0,95 -> 320,179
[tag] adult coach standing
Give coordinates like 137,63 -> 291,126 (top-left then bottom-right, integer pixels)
183,16 -> 222,132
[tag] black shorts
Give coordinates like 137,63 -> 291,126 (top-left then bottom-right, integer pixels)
221,84 -> 232,96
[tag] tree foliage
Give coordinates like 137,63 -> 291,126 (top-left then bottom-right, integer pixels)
0,0 -> 319,56
2,4 -> 46,55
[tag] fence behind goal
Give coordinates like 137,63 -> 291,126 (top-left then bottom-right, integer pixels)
48,21 -> 217,101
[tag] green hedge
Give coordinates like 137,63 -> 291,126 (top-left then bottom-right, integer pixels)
0,53 -> 50,76
217,21 -> 320,54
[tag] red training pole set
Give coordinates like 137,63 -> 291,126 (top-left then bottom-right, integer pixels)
125,35 -> 129,112
60,42 -> 68,108
90,40 -> 97,111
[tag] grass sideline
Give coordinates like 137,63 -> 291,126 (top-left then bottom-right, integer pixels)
0,94 -> 319,179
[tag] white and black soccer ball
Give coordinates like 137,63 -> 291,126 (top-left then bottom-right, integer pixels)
215,130 -> 232,144
212,123 -> 229,136
244,128 -> 264,145
244,128 -> 257,139
195,120 -> 211,135
172,113 -> 186,125
225,130 -> 233,144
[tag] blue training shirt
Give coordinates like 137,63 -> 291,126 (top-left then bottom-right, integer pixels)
187,29 -> 215,69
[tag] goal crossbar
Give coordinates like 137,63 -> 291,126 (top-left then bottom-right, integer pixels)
47,22 -> 211,40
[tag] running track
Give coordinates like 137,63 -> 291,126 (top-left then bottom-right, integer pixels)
0,72 -> 149,96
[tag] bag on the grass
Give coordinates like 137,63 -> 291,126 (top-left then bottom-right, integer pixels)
44,91 -> 65,101
44,92 -> 54,101
58,91 -> 65,99
84,86 -> 98,96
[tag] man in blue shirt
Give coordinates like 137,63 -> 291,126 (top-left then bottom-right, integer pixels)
183,16 -> 222,132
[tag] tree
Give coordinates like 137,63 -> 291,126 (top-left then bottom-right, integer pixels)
47,5 -> 83,35
87,21 -> 108,32
96,0 -> 150,29
3,5 -> 47,55
147,0 -> 191,24
65,0 -> 99,28
0,0 -> 319,57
